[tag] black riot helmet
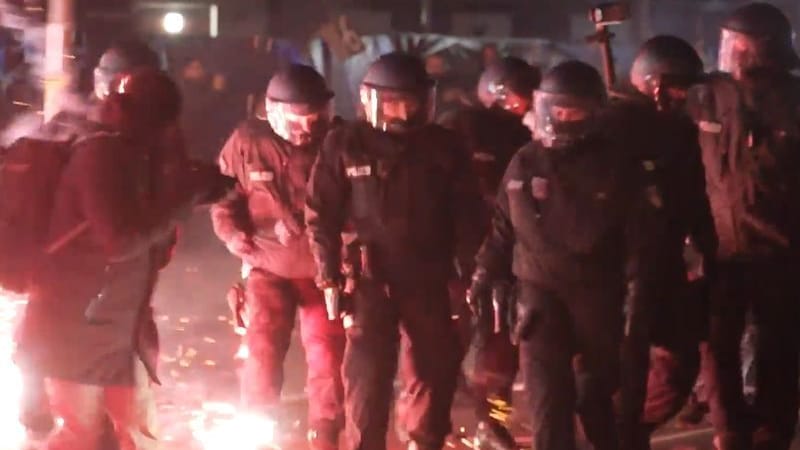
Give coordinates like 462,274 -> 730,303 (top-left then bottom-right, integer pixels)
265,64 -> 334,147
718,2 -> 800,80
630,35 -> 704,111
532,60 -> 606,148
94,40 -> 161,101
359,51 -> 436,134
477,56 -> 541,117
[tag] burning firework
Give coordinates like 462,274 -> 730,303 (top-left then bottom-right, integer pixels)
0,291 -> 29,450
189,402 -> 279,450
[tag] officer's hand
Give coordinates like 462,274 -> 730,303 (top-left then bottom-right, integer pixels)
274,220 -> 293,246
226,232 -> 254,256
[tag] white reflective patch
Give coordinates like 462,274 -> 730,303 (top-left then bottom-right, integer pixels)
698,120 -> 722,134
346,165 -> 372,178
249,170 -> 274,182
506,180 -> 524,191
642,160 -> 656,172
473,152 -> 496,162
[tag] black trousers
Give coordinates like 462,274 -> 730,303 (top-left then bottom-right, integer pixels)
623,279 -> 708,450
343,279 -> 461,450
702,261 -> 800,449
242,269 -> 345,432
517,282 -> 622,450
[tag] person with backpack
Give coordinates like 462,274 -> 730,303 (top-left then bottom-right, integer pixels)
210,64 -> 345,450
5,40 -> 169,443
684,3 -> 800,449
11,68 -> 229,450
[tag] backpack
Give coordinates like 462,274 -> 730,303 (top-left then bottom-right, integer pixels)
0,137 -> 74,294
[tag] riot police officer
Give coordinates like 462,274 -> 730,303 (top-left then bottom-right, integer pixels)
211,64 -> 345,450
306,51 -> 485,450
438,56 -> 540,450
685,4 -> 800,449
440,56 -> 539,203
621,35 -> 718,449
630,35 -> 705,113
469,60 -> 670,450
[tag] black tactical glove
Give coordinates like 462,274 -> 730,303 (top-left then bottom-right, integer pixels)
467,269 -> 494,342
511,296 -> 536,346
490,282 -> 514,335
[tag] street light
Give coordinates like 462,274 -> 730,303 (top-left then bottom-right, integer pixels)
162,11 -> 185,34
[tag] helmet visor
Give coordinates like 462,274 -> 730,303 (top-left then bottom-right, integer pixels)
532,91 -> 598,148
266,99 -> 332,147
488,81 -> 531,116
359,85 -> 435,133
718,28 -> 766,79
640,73 -> 693,111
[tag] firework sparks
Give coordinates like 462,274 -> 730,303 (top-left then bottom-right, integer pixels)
190,402 -> 279,450
0,291 -> 29,450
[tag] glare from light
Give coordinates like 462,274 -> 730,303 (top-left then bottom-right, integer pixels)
190,403 -> 278,450
0,291 -> 30,448
234,342 -> 249,360
209,5 -> 219,38
162,12 -> 185,35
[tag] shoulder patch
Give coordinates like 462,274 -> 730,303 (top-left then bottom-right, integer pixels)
473,152 -> 496,162
346,165 -> 372,178
506,179 -> 523,191
249,170 -> 274,182
698,120 -> 722,134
